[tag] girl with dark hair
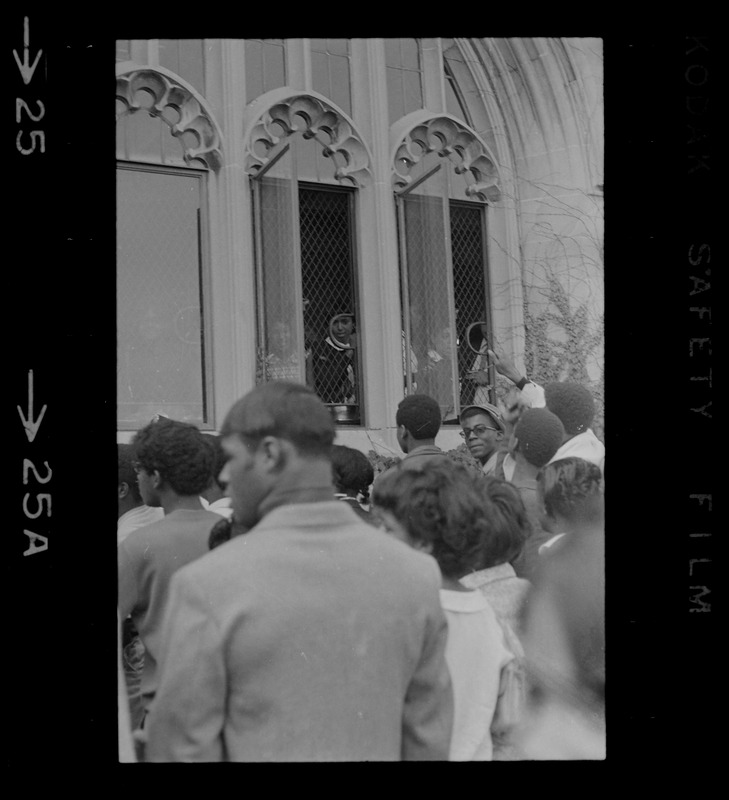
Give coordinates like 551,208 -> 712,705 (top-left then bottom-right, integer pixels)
517,456 -> 605,759
535,456 -> 604,555
460,476 -> 533,638
372,460 -> 524,761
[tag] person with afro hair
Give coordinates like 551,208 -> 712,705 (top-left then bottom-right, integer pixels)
118,417 -> 225,730
507,408 -> 565,580
331,444 -> 377,525
117,443 -> 164,545
543,382 -> 605,473
372,460 -> 522,761
394,393 -> 449,470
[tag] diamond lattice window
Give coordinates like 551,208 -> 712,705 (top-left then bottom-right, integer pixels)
450,201 -> 492,407
398,161 -> 492,420
252,138 -> 361,424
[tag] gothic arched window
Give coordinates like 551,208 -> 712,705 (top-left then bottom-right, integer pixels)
245,89 -> 372,425
394,112 -> 501,422
116,68 -> 221,429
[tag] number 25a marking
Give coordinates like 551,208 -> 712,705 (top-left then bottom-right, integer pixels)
16,99 -> 45,123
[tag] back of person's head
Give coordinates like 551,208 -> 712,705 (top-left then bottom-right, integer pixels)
221,380 -> 335,458
118,443 -> 142,504
544,381 -> 595,436
372,460 -> 489,579
533,458 -> 605,700
132,417 -> 214,497
331,444 -> 375,502
480,476 -> 533,568
514,408 -> 565,468
537,456 -> 603,523
395,393 -> 441,440
202,433 -> 228,491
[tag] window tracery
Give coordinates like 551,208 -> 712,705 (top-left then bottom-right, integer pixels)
116,68 -> 223,171
244,92 -> 372,187
392,113 -> 501,203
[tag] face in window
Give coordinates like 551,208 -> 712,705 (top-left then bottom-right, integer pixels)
460,412 -> 503,464
330,314 -> 354,346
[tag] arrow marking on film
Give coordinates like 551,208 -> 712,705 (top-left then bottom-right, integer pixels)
17,370 -> 47,442
13,17 -> 43,85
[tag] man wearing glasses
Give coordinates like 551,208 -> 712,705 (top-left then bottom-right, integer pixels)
459,402 -> 508,477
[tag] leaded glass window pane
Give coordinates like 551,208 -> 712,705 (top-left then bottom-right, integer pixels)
253,146 -> 307,386
442,39 -> 476,126
117,166 -> 208,427
399,157 -> 492,416
245,39 -> 286,102
159,39 -> 205,96
385,38 -> 423,123
310,39 -> 351,116
400,165 -> 458,422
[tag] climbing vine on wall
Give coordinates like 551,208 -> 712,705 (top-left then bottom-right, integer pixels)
522,269 -> 605,440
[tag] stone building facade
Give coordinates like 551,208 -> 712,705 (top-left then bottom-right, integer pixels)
115,38 -> 604,454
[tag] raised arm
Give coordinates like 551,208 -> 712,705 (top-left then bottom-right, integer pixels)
488,349 -> 545,411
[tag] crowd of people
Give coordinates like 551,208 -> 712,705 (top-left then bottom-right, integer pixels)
117,350 -> 605,762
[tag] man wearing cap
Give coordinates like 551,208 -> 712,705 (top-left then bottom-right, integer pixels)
459,402 -> 509,477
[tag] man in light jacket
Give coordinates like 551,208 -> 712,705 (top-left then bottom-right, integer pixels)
146,381 -> 454,762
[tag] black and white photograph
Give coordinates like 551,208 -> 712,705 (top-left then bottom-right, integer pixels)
10,24 -> 713,769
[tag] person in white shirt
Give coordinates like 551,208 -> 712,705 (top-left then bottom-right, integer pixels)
118,443 -> 166,730
201,433 -> 234,519
373,460 -> 523,761
542,382 -> 605,473
117,443 -> 164,545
